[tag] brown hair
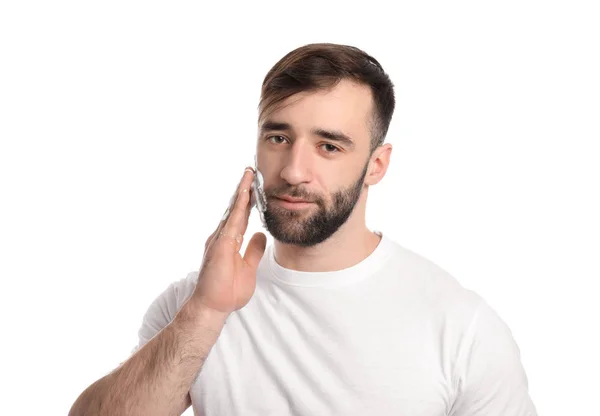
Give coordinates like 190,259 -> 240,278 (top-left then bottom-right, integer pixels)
258,43 -> 396,155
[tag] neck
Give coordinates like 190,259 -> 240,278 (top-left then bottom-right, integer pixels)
272,200 -> 382,272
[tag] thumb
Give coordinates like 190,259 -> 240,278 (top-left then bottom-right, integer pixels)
243,232 -> 267,270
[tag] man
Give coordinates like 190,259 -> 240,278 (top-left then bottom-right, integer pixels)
69,43 -> 537,415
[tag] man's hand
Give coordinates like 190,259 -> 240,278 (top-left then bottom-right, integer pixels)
192,166 -> 267,316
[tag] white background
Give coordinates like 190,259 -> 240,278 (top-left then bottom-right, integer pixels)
1,1 -> 598,415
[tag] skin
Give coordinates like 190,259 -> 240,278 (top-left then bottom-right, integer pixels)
256,79 -> 393,272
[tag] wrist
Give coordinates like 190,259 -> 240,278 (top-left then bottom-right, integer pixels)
177,297 -> 229,334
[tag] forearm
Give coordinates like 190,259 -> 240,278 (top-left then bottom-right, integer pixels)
69,300 -> 228,416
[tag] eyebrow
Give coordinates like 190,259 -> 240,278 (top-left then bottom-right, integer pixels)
260,120 -> 356,150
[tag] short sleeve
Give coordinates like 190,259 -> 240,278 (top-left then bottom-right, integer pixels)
129,271 -> 199,356
449,299 -> 538,416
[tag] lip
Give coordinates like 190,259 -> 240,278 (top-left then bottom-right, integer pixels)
274,197 -> 314,210
277,195 -> 311,203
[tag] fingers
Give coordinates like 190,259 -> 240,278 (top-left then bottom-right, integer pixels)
206,167 -> 254,251
204,228 -> 219,253
220,167 -> 254,238
243,232 -> 267,270
239,187 -> 253,235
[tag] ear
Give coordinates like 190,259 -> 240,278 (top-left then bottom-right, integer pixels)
364,143 -> 392,186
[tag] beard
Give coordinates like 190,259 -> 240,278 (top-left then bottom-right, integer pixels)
263,161 -> 369,248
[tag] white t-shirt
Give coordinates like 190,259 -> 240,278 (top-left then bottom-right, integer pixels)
133,231 -> 537,415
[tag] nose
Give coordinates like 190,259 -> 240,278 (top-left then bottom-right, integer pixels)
279,142 -> 313,186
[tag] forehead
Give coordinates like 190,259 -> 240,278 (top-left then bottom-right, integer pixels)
262,79 -> 374,144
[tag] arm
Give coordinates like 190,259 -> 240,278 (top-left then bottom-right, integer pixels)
69,166 -> 265,416
449,299 -> 538,416
68,299 -> 228,416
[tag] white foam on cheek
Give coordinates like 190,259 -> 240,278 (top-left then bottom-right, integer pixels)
251,155 -> 267,227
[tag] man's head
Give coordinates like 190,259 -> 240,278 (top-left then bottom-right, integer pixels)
255,43 -> 395,247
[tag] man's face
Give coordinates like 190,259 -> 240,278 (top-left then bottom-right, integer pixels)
256,79 -> 374,247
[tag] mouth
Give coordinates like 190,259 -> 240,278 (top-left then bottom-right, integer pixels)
274,196 -> 315,210
277,195 -> 311,203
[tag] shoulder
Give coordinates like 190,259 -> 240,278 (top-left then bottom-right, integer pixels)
389,245 -> 535,412
389,241 -> 483,316
386,242 -> 494,362
133,271 -> 200,351
156,270 -> 200,317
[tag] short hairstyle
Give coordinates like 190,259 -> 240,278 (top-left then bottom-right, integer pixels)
258,43 -> 396,154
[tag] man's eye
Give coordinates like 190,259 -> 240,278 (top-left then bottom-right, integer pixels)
321,143 -> 340,153
268,135 -> 286,144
